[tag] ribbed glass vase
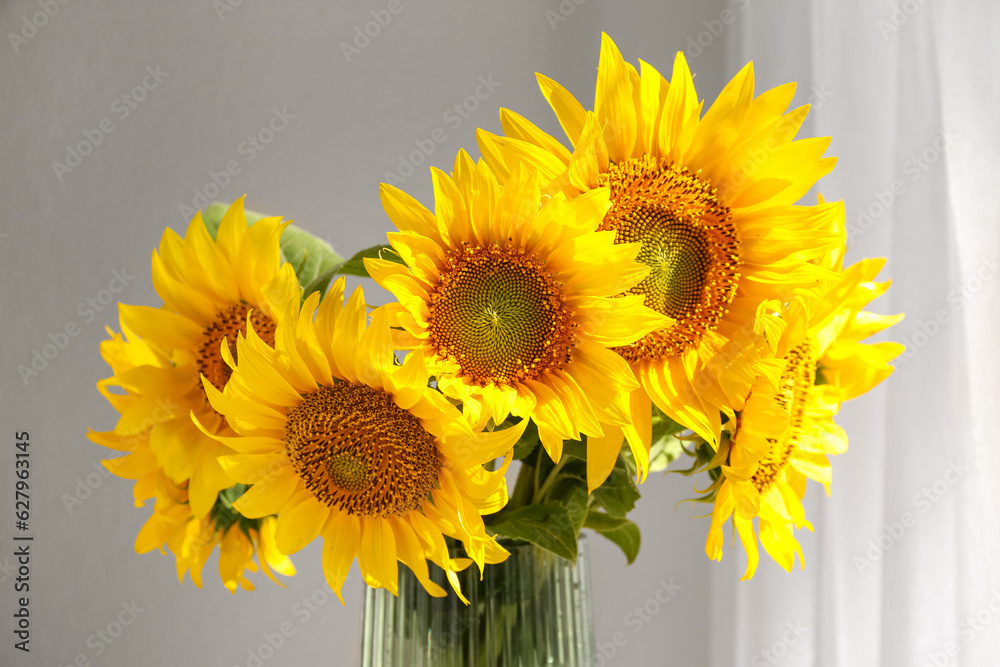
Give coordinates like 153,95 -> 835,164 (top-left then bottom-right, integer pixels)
360,538 -> 595,667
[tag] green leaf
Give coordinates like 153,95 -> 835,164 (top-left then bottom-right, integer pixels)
591,457 -> 640,518
335,244 -> 404,277
559,438 -> 588,462
583,511 -> 628,532
208,483 -> 259,541
511,420 -> 540,461
584,511 -> 641,565
555,459 -> 589,487
562,484 -> 590,535
546,471 -> 590,535
488,502 -> 578,562
601,522 -> 641,564
301,245 -> 405,296
279,225 -> 342,296
200,201 -> 343,297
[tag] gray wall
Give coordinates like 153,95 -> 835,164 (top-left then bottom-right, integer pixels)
0,1 -> 755,665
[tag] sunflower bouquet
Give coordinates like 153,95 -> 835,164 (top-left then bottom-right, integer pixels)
91,33 -> 902,611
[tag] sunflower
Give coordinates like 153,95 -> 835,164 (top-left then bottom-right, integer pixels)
476,33 -> 846,453
366,154 -> 667,490
91,325 -> 294,592
135,483 -> 296,593
705,250 -> 903,579
89,325 -> 176,508
100,198 -> 301,518
200,277 -> 526,602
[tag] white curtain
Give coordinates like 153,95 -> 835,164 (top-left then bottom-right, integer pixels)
709,2 -> 1000,665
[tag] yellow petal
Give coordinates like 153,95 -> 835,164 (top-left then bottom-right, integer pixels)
355,307 -> 394,389
322,512 -> 361,604
658,52 -> 699,159
218,527 -> 250,594
257,517 -> 297,581
380,182 -> 439,238
275,491 -> 330,555
587,424 -> 623,492
118,304 -> 204,350
537,72 -> 588,146
232,464 -> 300,518
594,33 -> 637,162
189,445 -> 235,518
358,517 -> 398,595
499,107 -> 571,163
215,197 -> 248,265
201,376 -> 288,433
390,517 -> 447,597
735,515 -> 761,580
705,481 -> 733,561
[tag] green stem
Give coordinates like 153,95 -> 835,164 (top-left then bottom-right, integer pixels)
532,444 -> 544,501
534,456 -> 569,504
507,461 -> 536,512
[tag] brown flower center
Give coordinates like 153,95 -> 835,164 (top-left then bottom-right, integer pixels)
197,303 -> 276,393
751,342 -> 816,493
598,156 -> 740,363
426,241 -> 576,386
283,383 -> 441,517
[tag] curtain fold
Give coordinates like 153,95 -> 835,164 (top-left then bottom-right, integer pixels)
714,2 -> 1000,665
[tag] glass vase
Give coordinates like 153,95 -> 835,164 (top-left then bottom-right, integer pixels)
360,537 -> 595,667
